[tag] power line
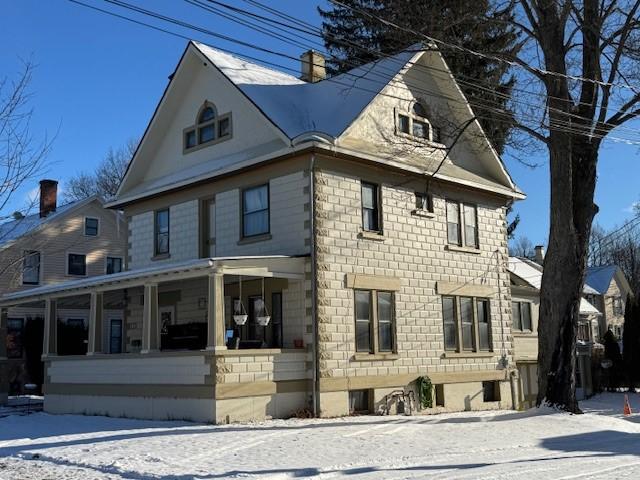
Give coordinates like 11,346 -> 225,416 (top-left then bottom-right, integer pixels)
69,0 -> 640,144
194,0 -> 640,141
327,0 -> 640,93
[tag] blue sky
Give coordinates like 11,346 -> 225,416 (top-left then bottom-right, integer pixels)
2,0 -> 639,245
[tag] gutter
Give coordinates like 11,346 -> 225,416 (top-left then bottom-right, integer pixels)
309,153 -> 319,417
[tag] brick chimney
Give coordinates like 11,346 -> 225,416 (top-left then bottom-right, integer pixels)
300,50 -> 326,83
534,245 -> 545,265
39,179 -> 58,218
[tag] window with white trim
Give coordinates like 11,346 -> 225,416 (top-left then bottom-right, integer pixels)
84,217 -> 99,236
22,250 -> 40,285
106,257 -> 123,274
184,102 -> 232,152
68,253 -> 87,276
396,102 -> 443,143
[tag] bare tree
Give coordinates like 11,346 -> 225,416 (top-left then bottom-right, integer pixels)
0,61 -> 52,229
64,138 -> 136,202
510,235 -> 536,258
487,0 -> 640,412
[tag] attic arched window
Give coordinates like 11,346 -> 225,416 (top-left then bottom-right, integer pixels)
396,101 -> 442,144
184,101 -> 232,152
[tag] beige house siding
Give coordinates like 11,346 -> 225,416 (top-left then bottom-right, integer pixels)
0,200 -> 125,292
127,167 -> 310,269
602,278 -> 625,336
313,156 -> 514,414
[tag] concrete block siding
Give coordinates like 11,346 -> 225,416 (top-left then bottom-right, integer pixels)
313,165 -> 514,382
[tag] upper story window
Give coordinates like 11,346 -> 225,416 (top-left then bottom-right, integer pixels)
155,209 -> 170,256
512,301 -> 532,331
22,250 -> 40,285
613,296 -> 624,316
106,257 -> 123,275
68,253 -> 87,276
184,102 -> 232,152
84,217 -> 99,236
396,102 -> 442,143
361,181 -> 381,233
415,192 -> 434,213
242,184 -> 269,238
446,200 -> 479,249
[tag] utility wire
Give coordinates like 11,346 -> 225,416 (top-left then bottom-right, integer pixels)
69,0 -> 640,144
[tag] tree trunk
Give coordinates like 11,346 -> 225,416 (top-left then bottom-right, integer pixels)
537,133 -> 599,412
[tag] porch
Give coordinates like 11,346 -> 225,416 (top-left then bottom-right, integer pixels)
0,256 -> 313,422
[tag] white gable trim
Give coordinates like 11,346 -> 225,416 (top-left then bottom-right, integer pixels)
116,42 -> 292,200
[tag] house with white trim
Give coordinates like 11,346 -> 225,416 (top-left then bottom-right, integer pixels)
0,181 -> 125,402
0,42 -> 525,421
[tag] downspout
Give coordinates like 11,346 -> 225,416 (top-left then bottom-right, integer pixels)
309,153 -> 319,417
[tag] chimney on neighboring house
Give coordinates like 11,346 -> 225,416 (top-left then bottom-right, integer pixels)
534,245 -> 545,265
300,50 -> 326,83
39,179 -> 58,218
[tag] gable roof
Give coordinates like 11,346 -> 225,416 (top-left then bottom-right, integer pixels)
111,41 -> 524,207
508,256 -> 601,315
0,196 -> 103,251
585,265 -> 632,296
193,42 -> 418,141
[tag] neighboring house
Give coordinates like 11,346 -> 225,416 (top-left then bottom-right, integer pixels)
508,255 -> 602,408
0,42 -> 525,421
0,180 -> 126,400
584,265 -> 633,340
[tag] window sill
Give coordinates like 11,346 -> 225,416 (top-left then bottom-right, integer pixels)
411,209 -> 435,218
237,233 -> 272,245
442,351 -> 495,359
358,231 -> 385,241
513,331 -> 536,337
151,253 -> 171,261
352,353 -> 399,361
445,245 -> 481,255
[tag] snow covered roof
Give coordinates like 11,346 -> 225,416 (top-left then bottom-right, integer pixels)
0,196 -> 99,250
585,265 -> 619,295
194,42 -> 417,140
508,256 -> 601,315
508,257 -> 543,289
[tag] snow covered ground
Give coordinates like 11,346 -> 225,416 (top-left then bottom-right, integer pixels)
1,393 -> 640,479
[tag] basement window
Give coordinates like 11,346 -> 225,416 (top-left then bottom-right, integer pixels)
483,381 -> 501,402
349,389 -> 371,414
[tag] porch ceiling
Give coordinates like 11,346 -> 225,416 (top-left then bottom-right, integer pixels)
0,255 -> 307,306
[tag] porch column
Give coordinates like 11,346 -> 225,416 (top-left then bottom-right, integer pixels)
0,308 -> 8,405
42,298 -> 57,356
206,272 -> 226,350
87,292 -> 104,355
141,283 -> 159,353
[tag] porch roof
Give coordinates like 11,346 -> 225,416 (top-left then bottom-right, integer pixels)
0,255 -> 307,306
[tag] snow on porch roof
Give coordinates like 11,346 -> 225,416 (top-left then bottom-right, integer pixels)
0,256 -> 307,306
194,42 -> 417,139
